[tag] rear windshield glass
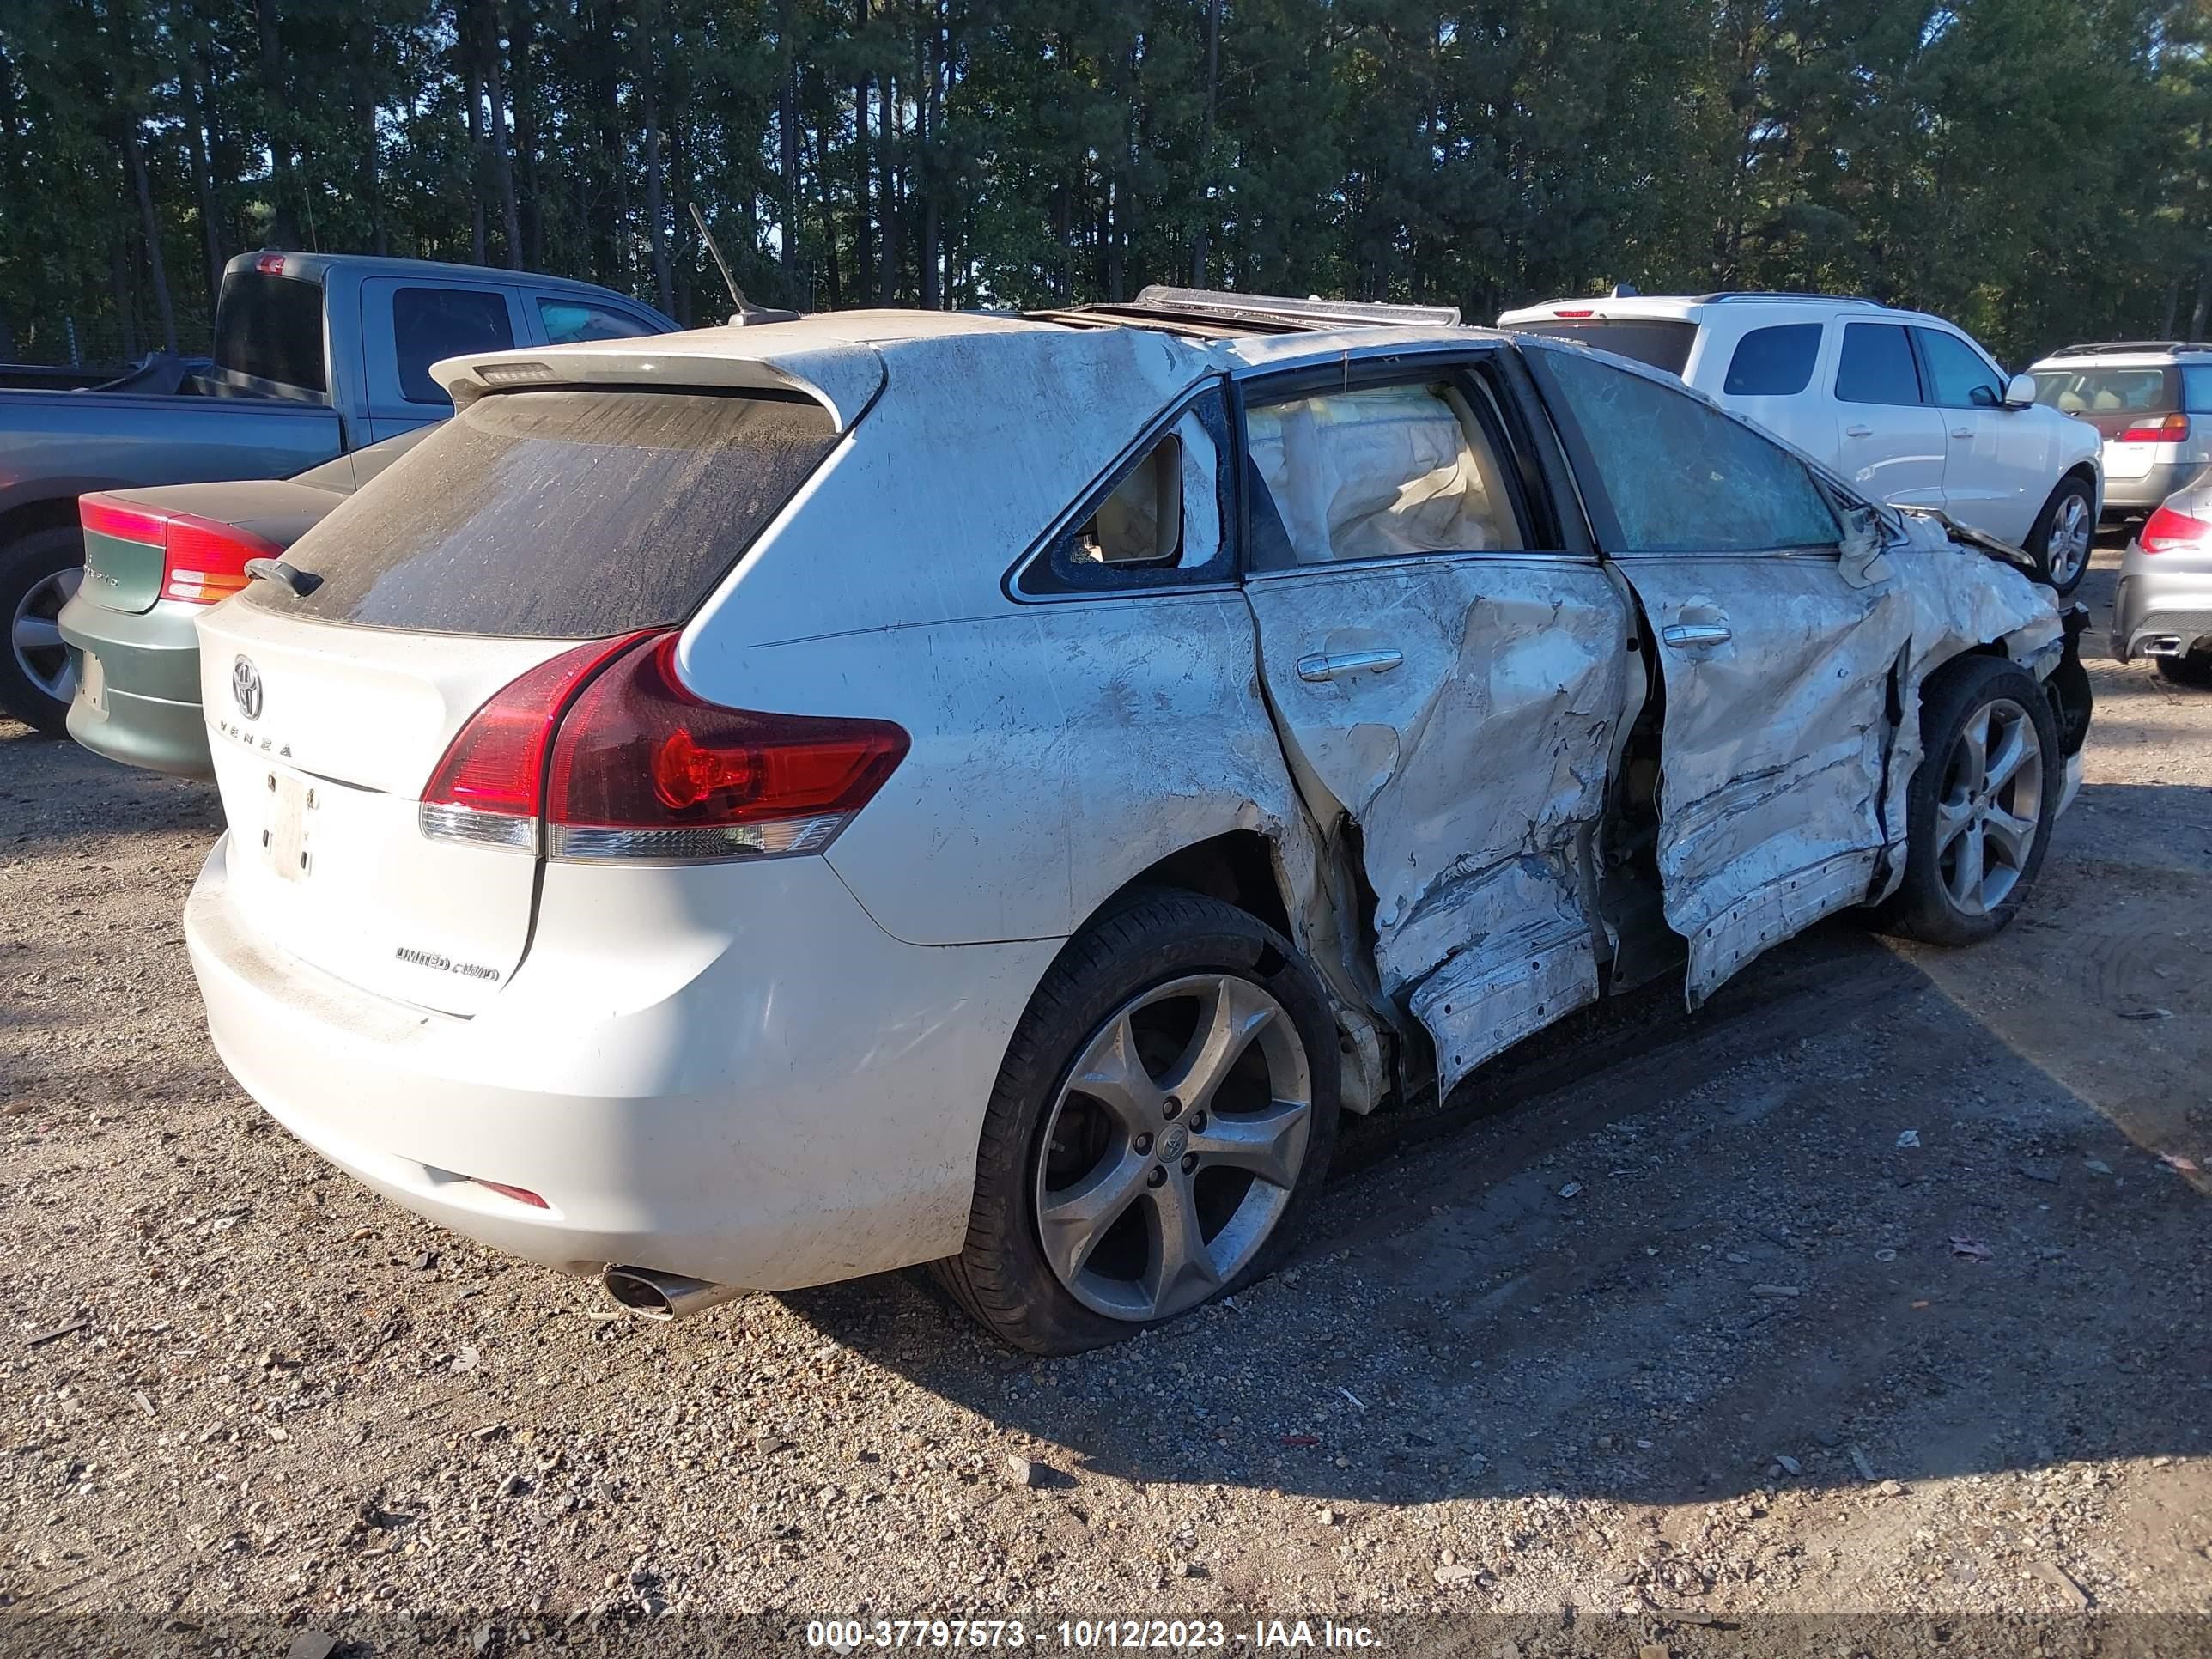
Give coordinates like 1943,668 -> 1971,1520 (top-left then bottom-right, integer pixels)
212,271 -> 328,396
1503,318 -> 1696,376
2031,366 -> 2177,417
245,388 -> 841,637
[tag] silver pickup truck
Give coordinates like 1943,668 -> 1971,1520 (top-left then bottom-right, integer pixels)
2,250 -> 672,732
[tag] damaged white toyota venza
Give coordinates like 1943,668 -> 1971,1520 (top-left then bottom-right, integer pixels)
185,289 -> 2093,1354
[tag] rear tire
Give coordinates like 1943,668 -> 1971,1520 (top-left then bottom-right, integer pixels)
1878,656 -> 2063,946
2154,650 -> 2212,688
0,526 -> 87,736
2027,476 -> 2094,597
933,890 -> 1340,1355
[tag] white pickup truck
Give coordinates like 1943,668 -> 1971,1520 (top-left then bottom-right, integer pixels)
1498,292 -> 2104,596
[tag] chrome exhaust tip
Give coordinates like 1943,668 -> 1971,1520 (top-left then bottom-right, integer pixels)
599,1266 -> 742,1322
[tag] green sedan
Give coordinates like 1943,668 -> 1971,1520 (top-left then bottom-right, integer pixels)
58,431 -> 426,777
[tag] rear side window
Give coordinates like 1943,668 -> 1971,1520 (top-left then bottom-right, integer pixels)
1835,323 -> 1923,405
1503,318 -> 1697,376
1723,324 -> 1821,396
247,388 -> 841,636
1915,329 -> 2005,409
394,288 -> 516,404
1531,349 -> 1839,554
1244,380 -> 1528,568
2184,366 -> 2212,412
212,271 -> 327,396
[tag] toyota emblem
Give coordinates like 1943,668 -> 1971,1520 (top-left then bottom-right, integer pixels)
232,655 -> 264,720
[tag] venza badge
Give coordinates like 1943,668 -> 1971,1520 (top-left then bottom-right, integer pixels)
231,655 -> 264,720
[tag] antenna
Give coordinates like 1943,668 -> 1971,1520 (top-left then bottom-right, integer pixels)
688,204 -> 800,326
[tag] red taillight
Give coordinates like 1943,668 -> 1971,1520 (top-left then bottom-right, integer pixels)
418,629 -> 908,863
2138,503 -> 2210,554
2118,412 -> 2191,445
80,492 -> 283,603
1553,308 -> 1596,319
545,635 -> 908,861
417,633 -> 648,847
255,252 -> 287,276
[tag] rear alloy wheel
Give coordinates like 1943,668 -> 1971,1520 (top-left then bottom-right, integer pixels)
0,527 -> 87,735
2029,478 -> 2094,597
1879,656 -> 2063,946
935,891 -> 1340,1354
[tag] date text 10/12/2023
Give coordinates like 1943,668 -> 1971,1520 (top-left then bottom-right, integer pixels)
805,1619 -> 1382,1650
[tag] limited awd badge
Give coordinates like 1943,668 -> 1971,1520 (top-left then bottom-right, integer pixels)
232,655 -> 263,720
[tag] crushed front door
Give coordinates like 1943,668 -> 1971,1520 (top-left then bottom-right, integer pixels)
1237,360 -> 1632,1097
1524,341 -> 1915,1004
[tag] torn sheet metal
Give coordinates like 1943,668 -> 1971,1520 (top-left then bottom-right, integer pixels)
1619,556 -> 1917,1006
1243,558 -> 1626,1099
1866,510 -> 2069,902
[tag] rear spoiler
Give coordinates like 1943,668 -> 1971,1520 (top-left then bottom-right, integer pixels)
433,339 -> 886,433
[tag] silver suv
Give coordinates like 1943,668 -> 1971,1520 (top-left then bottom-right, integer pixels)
2027,340 -> 2212,515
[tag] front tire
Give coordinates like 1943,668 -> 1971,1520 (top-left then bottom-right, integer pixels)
934,890 -> 1340,1355
1879,656 -> 2063,946
2027,476 -> 2095,597
0,526 -> 88,735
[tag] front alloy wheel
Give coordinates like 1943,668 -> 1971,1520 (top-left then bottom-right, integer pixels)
1933,696 -> 2045,917
935,890 -> 1340,1354
1036,973 -> 1312,1323
1878,655 -> 2063,946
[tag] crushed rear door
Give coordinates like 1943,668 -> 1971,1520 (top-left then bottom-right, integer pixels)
1237,362 -> 1632,1097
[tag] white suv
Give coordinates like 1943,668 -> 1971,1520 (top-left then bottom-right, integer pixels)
182,292 -> 2088,1354
1497,293 -> 2104,593
2026,340 -> 2212,519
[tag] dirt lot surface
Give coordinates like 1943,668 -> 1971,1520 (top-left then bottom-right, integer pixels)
2,542 -> 2209,1654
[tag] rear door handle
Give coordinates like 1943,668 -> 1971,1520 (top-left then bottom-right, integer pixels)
1296,648 -> 1404,683
1660,623 -> 1732,648
1951,426 -> 1974,439
1844,424 -> 1873,438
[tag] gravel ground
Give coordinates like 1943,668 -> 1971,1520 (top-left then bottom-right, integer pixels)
2,541 -> 2208,1655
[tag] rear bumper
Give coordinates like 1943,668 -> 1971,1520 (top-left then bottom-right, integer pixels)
185,831 -> 1059,1291
2111,568 -> 2212,661
57,592 -> 211,778
2100,459 -> 2202,514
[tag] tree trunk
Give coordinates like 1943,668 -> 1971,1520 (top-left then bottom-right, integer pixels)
254,0 -> 301,246
110,221 -> 140,362
853,0 -> 872,303
119,123 -> 178,354
464,18 -> 489,266
511,0 -> 544,268
1190,0 -> 1220,284
639,9 -> 674,313
809,79 -> 842,307
349,13 -> 386,257
178,50 -> 227,296
2191,264 -> 2211,341
916,3 -> 939,308
483,0 -> 523,267
879,72 -> 900,304
778,0 -> 802,283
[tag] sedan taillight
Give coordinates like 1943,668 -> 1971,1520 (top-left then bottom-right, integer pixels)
80,494 -> 284,604
419,630 -> 908,863
2138,502 -> 2211,554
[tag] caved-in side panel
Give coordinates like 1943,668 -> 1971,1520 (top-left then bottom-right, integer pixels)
1243,556 -> 1629,1098
1623,556 -> 1916,1004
